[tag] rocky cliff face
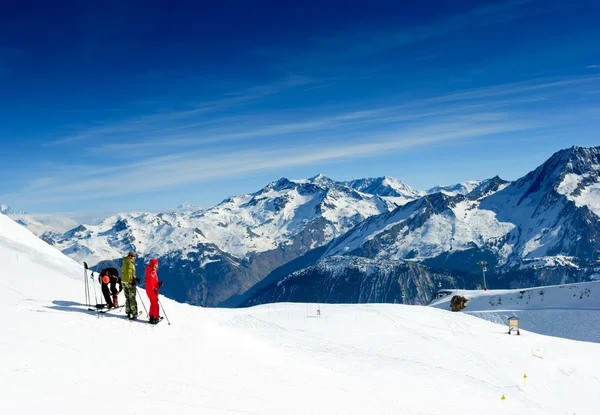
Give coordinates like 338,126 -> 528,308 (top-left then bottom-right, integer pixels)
241,256 -> 471,307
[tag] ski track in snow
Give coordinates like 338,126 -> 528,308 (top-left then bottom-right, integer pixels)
2,213 -> 600,414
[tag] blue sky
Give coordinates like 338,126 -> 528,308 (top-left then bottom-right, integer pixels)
1,0 -> 599,213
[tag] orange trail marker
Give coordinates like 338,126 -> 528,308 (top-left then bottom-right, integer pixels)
523,373 -> 528,387
531,348 -> 544,359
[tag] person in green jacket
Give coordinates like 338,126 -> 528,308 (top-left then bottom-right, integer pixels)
121,251 -> 139,319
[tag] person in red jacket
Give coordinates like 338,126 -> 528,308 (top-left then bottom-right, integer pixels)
145,258 -> 163,324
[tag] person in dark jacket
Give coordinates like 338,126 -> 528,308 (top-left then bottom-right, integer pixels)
98,267 -> 120,309
108,268 -> 122,307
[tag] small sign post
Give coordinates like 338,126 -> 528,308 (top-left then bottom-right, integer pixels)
508,316 -> 520,335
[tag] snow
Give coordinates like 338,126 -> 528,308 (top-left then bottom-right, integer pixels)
557,173 -> 600,216
429,282 -> 600,343
1,203 -> 15,214
344,176 -> 424,201
9,211 -> 115,233
2,213 -> 600,415
518,255 -> 580,270
427,180 -> 484,196
29,176 -> 394,266
326,198 -> 514,262
557,173 -> 583,196
186,178 -> 388,257
36,212 -> 213,266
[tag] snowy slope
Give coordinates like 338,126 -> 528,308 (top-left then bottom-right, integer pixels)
42,212 -> 213,266
479,146 -> 600,266
428,179 -> 485,196
27,175 -> 398,306
2,213 -> 600,415
12,147 -> 600,309
310,147 -> 600,280
41,175 -> 392,264
241,149 -> 600,308
182,175 -> 390,257
344,176 -> 424,206
8,211 -> 113,232
324,191 -> 513,262
429,282 -> 600,343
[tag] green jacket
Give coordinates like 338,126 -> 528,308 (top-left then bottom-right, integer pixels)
121,256 -> 136,284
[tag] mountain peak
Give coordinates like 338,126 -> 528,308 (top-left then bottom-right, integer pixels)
177,202 -> 200,210
466,176 -> 509,200
345,176 -> 420,199
428,180 -> 484,196
308,174 -> 335,185
0,204 -> 14,215
563,145 -> 600,175
513,146 -> 600,202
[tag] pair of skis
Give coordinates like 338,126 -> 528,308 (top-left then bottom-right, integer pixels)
149,316 -> 165,326
129,312 -> 164,325
87,305 -> 124,315
101,305 -> 124,314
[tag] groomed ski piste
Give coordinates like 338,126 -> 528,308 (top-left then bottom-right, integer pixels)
2,212 -> 600,415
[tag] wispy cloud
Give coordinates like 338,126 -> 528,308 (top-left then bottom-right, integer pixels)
588,65 -> 600,69
75,74 -> 599,155
12,116 -> 534,205
15,68 -> 598,208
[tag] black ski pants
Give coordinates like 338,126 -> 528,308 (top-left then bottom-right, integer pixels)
101,283 -> 114,308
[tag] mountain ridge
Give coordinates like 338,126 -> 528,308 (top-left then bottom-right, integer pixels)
242,146 -> 600,307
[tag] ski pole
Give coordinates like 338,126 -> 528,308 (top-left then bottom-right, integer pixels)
91,271 -> 100,318
84,262 -> 90,307
157,296 -> 171,325
135,286 -> 149,316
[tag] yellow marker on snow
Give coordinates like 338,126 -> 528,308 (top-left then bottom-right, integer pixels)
523,373 -> 528,386
501,394 -> 506,400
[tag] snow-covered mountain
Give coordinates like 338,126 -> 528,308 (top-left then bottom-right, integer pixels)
2,211 -> 600,414
427,180 -> 485,196
0,204 -> 14,214
479,146 -> 600,269
191,174 -> 393,256
37,175 -> 397,306
177,202 -> 204,210
344,176 -> 423,206
243,146 -> 600,307
16,146 -> 600,309
7,210 -> 113,235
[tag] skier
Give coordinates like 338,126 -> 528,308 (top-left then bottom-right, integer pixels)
98,267 -> 120,309
107,267 -> 122,307
145,258 -> 163,324
121,251 -> 139,319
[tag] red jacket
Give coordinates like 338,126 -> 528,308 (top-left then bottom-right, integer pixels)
145,266 -> 158,294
